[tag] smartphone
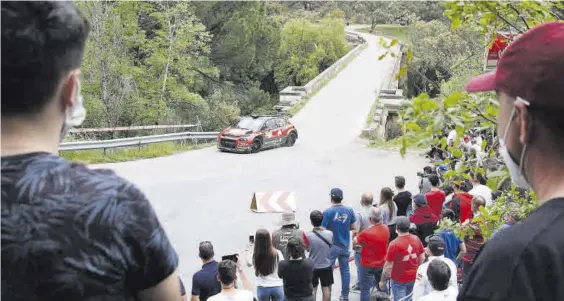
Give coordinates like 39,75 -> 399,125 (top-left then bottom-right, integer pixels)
222,254 -> 238,262
249,234 -> 255,244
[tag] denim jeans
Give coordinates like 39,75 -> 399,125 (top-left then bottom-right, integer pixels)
359,266 -> 383,301
391,280 -> 414,301
257,286 -> 284,301
331,245 -> 351,299
354,250 -> 361,286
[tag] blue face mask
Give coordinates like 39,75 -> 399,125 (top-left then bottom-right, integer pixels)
499,97 -> 530,189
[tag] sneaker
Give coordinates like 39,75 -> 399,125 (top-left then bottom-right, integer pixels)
339,297 -> 349,301
351,284 -> 360,291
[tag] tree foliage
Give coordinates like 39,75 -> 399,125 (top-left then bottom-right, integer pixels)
76,1 -> 355,133
276,17 -> 349,87
387,1 -> 562,240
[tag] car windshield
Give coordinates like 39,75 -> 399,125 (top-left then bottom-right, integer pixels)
235,118 -> 264,131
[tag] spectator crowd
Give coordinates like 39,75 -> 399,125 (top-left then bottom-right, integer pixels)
2,2 -> 564,301
186,168 -> 502,301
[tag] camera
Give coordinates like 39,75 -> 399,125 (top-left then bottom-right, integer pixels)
222,254 -> 239,263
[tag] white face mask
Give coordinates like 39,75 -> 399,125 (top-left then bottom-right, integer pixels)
60,81 -> 86,141
499,97 -> 530,189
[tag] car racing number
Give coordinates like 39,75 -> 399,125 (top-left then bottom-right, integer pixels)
265,129 -> 283,145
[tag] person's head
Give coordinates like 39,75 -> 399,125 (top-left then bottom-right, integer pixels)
452,177 -> 465,192
423,166 -> 433,175
426,235 -> 446,256
379,187 -> 394,204
395,216 -> 410,235
379,187 -> 396,216
310,210 -> 323,227
198,241 -> 214,262
429,174 -> 440,188
442,183 -> 454,196
287,237 -> 306,259
330,188 -> 343,204
472,195 -> 486,214
253,228 -> 277,277
427,259 -> 451,291
217,259 -> 238,286
278,212 -> 298,229
2,2 -> 91,144
361,193 -> 374,207
395,176 -> 406,190
441,208 -> 456,222
369,206 -> 383,225
505,210 -> 521,225
465,22 -> 564,197
469,171 -> 487,185
412,193 -> 427,209
370,290 -> 391,301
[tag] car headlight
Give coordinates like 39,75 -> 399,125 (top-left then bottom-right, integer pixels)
239,135 -> 252,142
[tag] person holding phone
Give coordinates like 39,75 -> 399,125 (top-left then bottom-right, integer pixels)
246,229 -> 285,301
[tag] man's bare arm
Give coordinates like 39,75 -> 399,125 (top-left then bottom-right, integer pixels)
190,295 -> 199,301
380,261 -> 393,282
138,272 -> 181,301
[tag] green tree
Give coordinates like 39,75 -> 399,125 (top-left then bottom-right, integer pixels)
390,1 -> 562,240
135,1 -> 216,125
77,1 -> 145,129
405,20 -> 482,98
275,16 -> 349,88
194,2 -> 281,93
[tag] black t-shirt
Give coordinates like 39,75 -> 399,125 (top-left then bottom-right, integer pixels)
278,259 -> 314,298
192,261 -> 221,301
1,153 -> 179,301
458,198 -> 564,301
394,191 -> 413,216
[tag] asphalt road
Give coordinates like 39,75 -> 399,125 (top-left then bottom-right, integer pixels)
92,31 -> 427,299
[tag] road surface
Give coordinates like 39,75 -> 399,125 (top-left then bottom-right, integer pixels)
92,30 -> 426,299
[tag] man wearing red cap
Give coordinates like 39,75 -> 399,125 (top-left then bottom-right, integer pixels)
458,22 -> 564,301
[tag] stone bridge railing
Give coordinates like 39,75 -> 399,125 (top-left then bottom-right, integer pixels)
276,31 -> 367,112
362,43 -> 408,140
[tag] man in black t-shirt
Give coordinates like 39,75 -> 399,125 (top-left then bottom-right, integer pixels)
459,22 -> 564,301
192,242 -> 221,301
393,176 -> 413,217
1,2 -> 180,300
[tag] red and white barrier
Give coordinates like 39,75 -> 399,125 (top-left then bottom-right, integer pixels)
250,191 -> 296,213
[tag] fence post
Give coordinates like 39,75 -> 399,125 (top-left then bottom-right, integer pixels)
103,148 -> 107,156
195,116 -> 203,145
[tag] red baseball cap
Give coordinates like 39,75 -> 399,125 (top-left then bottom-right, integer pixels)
466,21 -> 564,111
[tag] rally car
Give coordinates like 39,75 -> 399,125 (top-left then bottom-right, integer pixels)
217,114 -> 298,153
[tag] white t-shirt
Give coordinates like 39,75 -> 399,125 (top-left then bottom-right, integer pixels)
413,256 -> 458,301
447,130 -> 457,145
255,249 -> 284,287
418,287 -> 457,301
207,290 -> 254,301
469,184 -> 493,206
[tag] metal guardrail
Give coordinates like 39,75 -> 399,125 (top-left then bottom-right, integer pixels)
60,131 -> 219,151
69,124 -> 199,133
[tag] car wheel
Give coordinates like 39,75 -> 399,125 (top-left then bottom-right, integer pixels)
251,139 -> 262,153
285,132 -> 297,147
